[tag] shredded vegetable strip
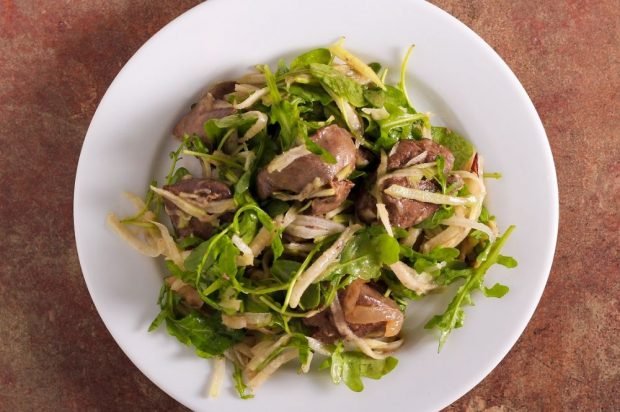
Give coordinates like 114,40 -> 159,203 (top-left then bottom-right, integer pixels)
289,225 -> 361,308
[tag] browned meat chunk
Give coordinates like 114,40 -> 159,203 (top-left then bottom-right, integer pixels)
303,310 -> 340,343
173,82 -> 236,140
340,280 -> 403,338
388,139 -> 454,172
311,179 -> 354,216
256,125 -> 357,199
381,177 -> 440,228
303,280 -> 403,343
207,81 -> 236,99
357,139 -> 456,229
163,177 -> 232,240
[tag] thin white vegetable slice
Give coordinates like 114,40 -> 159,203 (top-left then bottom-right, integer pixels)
233,87 -> 268,109
150,186 -> 211,221
329,38 -> 386,89
106,213 -> 161,257
441,216 -> 496,243
222,313 -> 272,330
289,225 -> 361,308
240,111 -> 268,142
207,357 -> 226,398
149,220 -> 184,268
384,184 -> 477,206
389,261 -> 436,295
376,203 -> 394,237
232,234 -> 254,266
266,145 -> 311,173
247,349 -> 298,389
246,335 -> 291,372
330,297 -> 389,360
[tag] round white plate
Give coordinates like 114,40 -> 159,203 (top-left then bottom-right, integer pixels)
74,0 -> 558,410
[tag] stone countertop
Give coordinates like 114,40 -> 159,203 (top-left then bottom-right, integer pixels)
1,1 -> 618,410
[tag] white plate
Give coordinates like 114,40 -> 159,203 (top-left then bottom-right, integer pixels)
74,0 -> 558,410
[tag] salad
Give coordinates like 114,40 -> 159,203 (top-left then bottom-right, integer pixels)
108,39 -> 516,398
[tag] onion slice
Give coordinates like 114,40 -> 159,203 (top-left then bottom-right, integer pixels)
376,203 -> 394,237
389,261 -> 436,295
266,145 -> 312,173
289,225 -> 361,308
207,357 -> 226,398
234,87 -> 268,109
329,297 -> 389,360
384,184 -> 477,206
247,349 -> 297,389
441,216 -> 496,243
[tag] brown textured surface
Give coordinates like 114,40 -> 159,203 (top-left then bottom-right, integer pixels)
0,0 -> 618,411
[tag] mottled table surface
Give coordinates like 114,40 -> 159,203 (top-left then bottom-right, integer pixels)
1,1 -> 618,411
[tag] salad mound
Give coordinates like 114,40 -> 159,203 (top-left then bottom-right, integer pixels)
108,39 -> 516,398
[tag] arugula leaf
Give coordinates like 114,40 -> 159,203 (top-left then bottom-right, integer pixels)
415,205 -> 454,229
149,284 -> 175,332
478,205 -> 493,224
165,260 -> 193,283
483,283 -> 510,298
383,85 -> 413,112
289,84 -> 333,105
291,48 -> 332,70
333,227 -> 400,281
184,239 -> 214,273
497,255 -> 518,268
184,231 -> 239,283
272,259 -> 302,282
264,199 -> 289,218
435,156 -> 448,193
204,114 -> 258,145
166,311 -> 243,358
309,63 -> 366,107
271,99 -> 300,150
321,343 -> 398,391
163,139 -> 190,187
363,88 -> 385,108
398,45 -> 415,109
233,205 -> 284,259
375,109 -> 428,150
431,126 -> 474,170
368,62 -> 382,73
233,363 -> 254,399
299,283 -> 321,310
287,334 -> 311,370
298,121 -> 337,164
425,225 -> 516,351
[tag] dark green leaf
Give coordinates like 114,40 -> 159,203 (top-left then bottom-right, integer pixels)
299,283 -> 321,310
425,226 -> 516,351
264,199 -> 290,218
324,343 -> 398,392
291,48 -> 332,70
415,205 -> 454,229
483,283 -> 510,298
309,63 -> 366,107
233,362 -> 254,399
428,247 -> 460,262
363,88 -> 385,108
169,167 -> 190,185
497,255 -> 518,268
431,126 -> 474,170
272,259 -> 302,282
289,84 -> 333,105
166,312 -> 243,358
368,62 -> 382,73
175,235 -> 202,250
